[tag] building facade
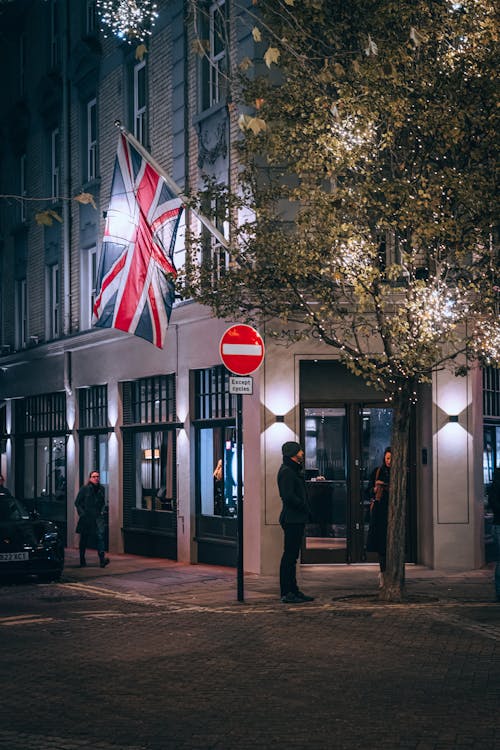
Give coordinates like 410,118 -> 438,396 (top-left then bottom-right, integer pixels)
0,0 -> 498,576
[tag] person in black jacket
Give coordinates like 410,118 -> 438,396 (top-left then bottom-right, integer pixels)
366,447 -> 391,587
277,441 -> 314,604
0,474 -> 12,496
75,470 -> 109,568
487,467 -> 500,602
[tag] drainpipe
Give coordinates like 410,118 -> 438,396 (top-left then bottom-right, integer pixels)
62,0 -> 71,336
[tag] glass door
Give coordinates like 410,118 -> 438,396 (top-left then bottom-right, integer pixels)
301,404 -> 393,563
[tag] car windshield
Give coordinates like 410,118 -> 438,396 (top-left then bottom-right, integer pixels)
0,497 -> 31,522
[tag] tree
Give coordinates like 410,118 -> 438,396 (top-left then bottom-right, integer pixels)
185,0 -> 499,601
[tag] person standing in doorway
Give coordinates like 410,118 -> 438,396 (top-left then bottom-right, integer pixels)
487,467 -> 500,602
277,441 -> 314,604
75,471 -> 109,568
367,447 -> 391,587
0,474 -> 12,496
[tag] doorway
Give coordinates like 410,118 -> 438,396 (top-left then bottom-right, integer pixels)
301,404 -> 393,563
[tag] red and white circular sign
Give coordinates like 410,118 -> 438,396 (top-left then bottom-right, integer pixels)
219,324 -> 265,376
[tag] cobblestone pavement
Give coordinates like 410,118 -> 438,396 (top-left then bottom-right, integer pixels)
0,551 -> 498,750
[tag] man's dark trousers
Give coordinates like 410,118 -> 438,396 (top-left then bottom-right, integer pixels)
280,522 -> 305,597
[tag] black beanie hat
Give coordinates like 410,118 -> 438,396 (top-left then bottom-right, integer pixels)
282,441 -> 302,457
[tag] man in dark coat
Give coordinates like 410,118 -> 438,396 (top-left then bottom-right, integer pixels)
75,470 -> 109,568
277,441 -> 314,603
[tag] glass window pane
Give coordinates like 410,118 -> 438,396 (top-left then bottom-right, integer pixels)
24,438 -> 35,499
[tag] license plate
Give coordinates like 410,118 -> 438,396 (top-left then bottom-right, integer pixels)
0,551 -> 29,561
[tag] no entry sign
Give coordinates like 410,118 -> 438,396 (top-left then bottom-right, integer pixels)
219,324 -> 265,376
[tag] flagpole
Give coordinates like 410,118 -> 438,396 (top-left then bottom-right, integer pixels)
114,120 -> 229,251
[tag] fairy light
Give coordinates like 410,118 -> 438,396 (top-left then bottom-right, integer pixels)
96,0 -> 158,42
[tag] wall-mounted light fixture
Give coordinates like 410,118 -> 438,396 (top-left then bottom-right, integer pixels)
275,415 -> 285,423
448,415 -> 459,423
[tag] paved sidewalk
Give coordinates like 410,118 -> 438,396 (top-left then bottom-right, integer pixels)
62,547 -> 499,613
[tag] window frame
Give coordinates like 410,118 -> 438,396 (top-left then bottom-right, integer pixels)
133,60 -> 147,146
86,98 -> 97,182
15,278 -> 28,350
51,128 -> 60,202
47,262 -> 60,340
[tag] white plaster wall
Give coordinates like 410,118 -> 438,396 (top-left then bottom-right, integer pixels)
432,366 -> 484,569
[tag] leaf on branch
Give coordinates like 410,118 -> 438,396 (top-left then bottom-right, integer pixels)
135,44 -> 147,61
238,114 -> 267,135
35,209 -> 63,226
284,0 -> 295,5
364,35 -> 378,56
409,27 -> 428,47
264,46 -> 280,68
192,38 -> 208,56
252,26 -> 262,43
333,62 -> 345,78
74,192 -> 97,209
352,59 -> 361,75
239,56 -> 253,71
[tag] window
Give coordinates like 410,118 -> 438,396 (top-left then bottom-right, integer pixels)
15,394 -> 67,537
133,61 -> 147,145
193,366 -> 238,519
194,365 -> 234,420
86,0 -> 96,34
79,385 -> 108,430
122,375 -> 179,514
202,195 -> 229,282
81,246 -> 97,329
19,33 -> 26,96
200,0 -> 228,110
50,0 -> 60,68
79,385 -> 109,492
20,154 -> 27,223
130,376 -> 177,424
15,279 -> 27,350
47,263 -> 60,339
51,128 -> 60,201
87,99 -> 97,182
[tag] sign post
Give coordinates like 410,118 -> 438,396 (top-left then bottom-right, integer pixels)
219,325 -> 265,602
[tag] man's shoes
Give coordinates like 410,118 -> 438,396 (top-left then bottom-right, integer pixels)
295,590 -> 315,602
281,591 -> 313,604
99,557 -> 110,568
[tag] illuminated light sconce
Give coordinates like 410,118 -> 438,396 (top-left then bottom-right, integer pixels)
448,415 -> 459,423
275,415 -> 285,423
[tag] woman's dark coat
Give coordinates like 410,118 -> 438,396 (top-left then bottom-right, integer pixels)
366,463 -> 390,554
277,456 -> 311,526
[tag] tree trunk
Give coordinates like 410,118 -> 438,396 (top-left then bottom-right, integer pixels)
379,381 -> 413,602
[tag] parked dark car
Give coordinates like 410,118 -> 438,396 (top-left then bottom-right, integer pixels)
0,495 -> 64,581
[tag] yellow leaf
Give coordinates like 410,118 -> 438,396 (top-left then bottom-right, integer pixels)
238,114 -> 267,135
35,209 -> 62,226
239,56 -> 253,71
48,209 -> 63,223
247,117 -> 267,135
264,46 -> 280,68
252,26 -> 262,43
135,44 -> 147,61
192,38 -> 207,56
74,192 -> 97,209
284,0 -> 294,4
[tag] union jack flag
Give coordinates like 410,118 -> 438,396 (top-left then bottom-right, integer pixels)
93,133 -> 182,348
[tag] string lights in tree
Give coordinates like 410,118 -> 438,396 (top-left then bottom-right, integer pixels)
96,0 -> 158,43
